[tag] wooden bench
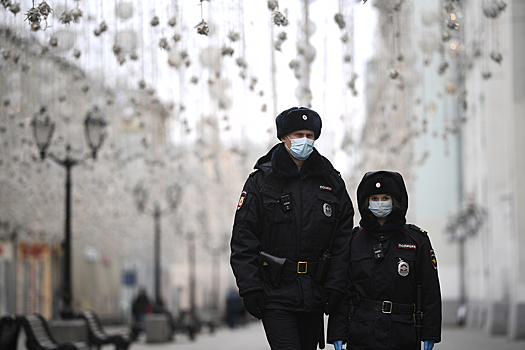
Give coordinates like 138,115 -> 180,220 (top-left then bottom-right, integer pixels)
18,314 -> 90,350
77,311 -> 134,350
0,314 -> 21,350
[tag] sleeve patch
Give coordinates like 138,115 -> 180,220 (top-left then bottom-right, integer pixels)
430,249 -> 437,270
237,191 -> 247,211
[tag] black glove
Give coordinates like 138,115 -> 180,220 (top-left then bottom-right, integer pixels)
242,290 -> 265,319
321,289 -> 344,315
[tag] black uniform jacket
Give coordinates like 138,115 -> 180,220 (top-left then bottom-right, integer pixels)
230,143 -> 354,312
327,171 -> 442,349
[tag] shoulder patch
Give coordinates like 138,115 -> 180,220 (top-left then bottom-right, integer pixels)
430,249 -> 437,269
407,223 -> 427,235
237,191 -> 247,210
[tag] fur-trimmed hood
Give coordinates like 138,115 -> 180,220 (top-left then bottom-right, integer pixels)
356,171 -> 408,233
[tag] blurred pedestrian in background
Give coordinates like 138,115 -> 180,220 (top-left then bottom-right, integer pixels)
328,171 -> 442,350
131,287 -> 152,336
230,107 -> 355,350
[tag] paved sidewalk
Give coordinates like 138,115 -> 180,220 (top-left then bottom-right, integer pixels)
121,321 -> 525,350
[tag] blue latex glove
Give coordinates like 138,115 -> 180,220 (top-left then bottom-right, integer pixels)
424,340 -> 435,350
333,340 -> 342,350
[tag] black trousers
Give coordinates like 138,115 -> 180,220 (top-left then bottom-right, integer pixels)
262,309 -> 323,350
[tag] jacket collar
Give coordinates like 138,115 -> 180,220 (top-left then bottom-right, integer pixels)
255,143 -> 334,178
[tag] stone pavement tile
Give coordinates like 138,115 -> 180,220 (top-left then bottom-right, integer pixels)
127,321 -> 269,350
113,322 -> 525,350
438,326 -> 525,350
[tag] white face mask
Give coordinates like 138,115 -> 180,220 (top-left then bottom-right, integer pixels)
286,136 -> 314,160
369,200 -> 393,218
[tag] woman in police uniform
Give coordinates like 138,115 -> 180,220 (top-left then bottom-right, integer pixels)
328,171 -> 441,350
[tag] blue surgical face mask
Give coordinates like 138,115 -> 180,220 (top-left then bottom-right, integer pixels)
369,200 -> 393,218
286,136 -> 314,160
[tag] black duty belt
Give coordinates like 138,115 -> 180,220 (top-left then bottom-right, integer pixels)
282,260 -> 319,274
358,298 -> 415,315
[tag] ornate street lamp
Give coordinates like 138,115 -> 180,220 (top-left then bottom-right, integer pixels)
84,105 -> 107,159
31,107 -> 55,159
31,105 -> 107,319
133,182 -> 182,311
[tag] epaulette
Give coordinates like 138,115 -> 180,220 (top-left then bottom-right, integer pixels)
352,226 -> 360,234
248,169 -> 259,177
406,224 -> 427,235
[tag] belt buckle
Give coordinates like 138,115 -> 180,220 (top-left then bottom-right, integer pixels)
297,261 -> 308,274
382,301 -> 392,314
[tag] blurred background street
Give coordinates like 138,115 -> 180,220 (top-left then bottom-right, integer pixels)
2,0 -> 525,347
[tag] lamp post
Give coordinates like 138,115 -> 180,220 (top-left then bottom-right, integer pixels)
31,105 -> 107,319
445,201 -> 486,326
133,182 -> 182,312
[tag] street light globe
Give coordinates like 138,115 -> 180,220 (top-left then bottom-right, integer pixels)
30,106 -> 55,159
84,105 -> 108,159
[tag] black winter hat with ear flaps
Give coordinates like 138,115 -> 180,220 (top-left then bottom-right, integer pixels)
275,107 -> 322,140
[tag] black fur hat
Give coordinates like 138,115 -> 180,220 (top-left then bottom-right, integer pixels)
360,175 -> 402,202
276,107 -> 322,140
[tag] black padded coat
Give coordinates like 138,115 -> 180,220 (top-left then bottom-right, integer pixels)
327,171 -> 442,349
230,143 -> 354,312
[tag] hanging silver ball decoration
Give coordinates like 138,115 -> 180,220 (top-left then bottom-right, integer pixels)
389,69 -> 399,79
267,0 -> 278,11
272,11 -> 288,26
438,61 -> 449,75
49,37 -> 58,47
59,11 -> 72,25
235,57 -> 247,69
94,21 -> 108,36
129,52 -> 139,60
139,80 -> 146,89
9,2 -> 20,15
221,45 -> 234,56
159,38 -> 170,51
288,59 -> 300,70
70,7 -> 82,23
334,13 -> 345,29
481,71 -> 492,80
483,1 -> 507,19
150,16 -> 159,26
228,31 -> 240,42
490,51 -> 502,64
195,20 -> 209,35
168,17 -> 177,27
173,33 -> 182,42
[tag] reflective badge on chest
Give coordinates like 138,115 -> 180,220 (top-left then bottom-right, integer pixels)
398,258 -> 409,277
323,203 -> 332,217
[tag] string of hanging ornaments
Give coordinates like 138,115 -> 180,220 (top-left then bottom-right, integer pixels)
481,0 -> 506,80
335,0 -> 358,97
268,0 -> 289,51
196,0 -> 210,36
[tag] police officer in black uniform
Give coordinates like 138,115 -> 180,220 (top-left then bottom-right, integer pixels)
328,171 -> 441,350
230,107 -> 355,350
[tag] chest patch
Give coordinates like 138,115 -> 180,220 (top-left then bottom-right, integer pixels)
398,243 -> 416,250
398,259 -> 409,277
237,191 -> 247,211
319,185 -> 332,192
323,203 -> 333,217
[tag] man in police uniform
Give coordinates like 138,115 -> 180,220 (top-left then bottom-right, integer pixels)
230,107 -> 354,350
